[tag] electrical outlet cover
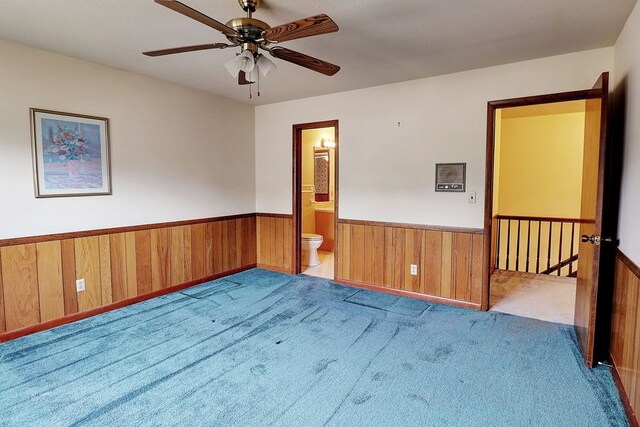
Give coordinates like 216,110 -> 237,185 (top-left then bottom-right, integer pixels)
76,278 -> 86,292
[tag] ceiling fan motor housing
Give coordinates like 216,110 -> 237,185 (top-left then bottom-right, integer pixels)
225,17 -> 270,43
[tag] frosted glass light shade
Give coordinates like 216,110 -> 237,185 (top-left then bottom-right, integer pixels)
245,67 -> 259,83
256,54 -> 276,76
225,50 -> 255,77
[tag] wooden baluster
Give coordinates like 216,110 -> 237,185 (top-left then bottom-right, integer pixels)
526,220 -> 531,273
558,222 -> 564,276
546,222 -> 552,273
515,220 -> 521,271
496,219 -> 501,269
569,222 -> 575,276
506,220 -> 511,270
536,220 -> 542,274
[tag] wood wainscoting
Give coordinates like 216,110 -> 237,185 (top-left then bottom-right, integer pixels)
610,249 -> 640,426
256,213 -> 293,274
336,219 -> 485,310
0,214 -> 256,341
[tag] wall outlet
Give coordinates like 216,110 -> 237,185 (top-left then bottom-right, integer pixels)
410,264 -> 418,276
76,278 -> 86,293
468,191 -> 477,204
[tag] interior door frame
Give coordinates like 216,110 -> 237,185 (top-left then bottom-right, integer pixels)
292,119 -> 339,275
483,89 -> 591,311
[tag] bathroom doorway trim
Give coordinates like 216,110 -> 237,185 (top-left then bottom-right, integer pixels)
292,119 -> 339,275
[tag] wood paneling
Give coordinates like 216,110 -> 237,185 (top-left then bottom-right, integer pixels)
0,251 -> 5,333
204,223 -> 215,277
110,233 -> 128,301
36,241 -> 65,322
282,217 -> 292,273
336,219 -> 484,307
221,221 -> 230,272
191,224 -> 206,277
135,230 -> 152,295
256,214 -> 293,273
423,230 -> 442,296
211,221 -> 222,274
150,228 -> 170,291
274,219 -> 284,269
351,225 -> 365,283
471,234 -> 484,304
441,232 -> 453,298
61,239 -> 78,315
170,226 -> 185,286
183,225 -> 193,282
1,245 -> 40,331
99,236 -> 112,306
610,250 -> 640,426
404,228 -> 422,293
453,233 -> 472,302
75,237 -> 102,312
124,232 -> 138,299
0,215 -> 257,339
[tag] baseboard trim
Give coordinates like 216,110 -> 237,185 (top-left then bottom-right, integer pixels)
335,278 -> 482,310
610,352 -> 639,427
257,263 -> 292,274
0,264 -> 257,343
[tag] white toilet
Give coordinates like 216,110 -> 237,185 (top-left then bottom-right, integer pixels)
302,233 -> 324,266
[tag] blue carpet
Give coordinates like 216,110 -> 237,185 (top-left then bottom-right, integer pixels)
0,269 -> 628,426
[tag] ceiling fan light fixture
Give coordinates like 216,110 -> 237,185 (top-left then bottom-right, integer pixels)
224,49 -> 255,77
256,54 -> 276,76
245,66 -> 259,83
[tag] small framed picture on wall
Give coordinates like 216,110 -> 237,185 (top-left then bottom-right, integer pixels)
30,108 -> 111,197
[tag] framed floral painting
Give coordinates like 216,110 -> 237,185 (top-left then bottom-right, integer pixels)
30,108 -> 111,197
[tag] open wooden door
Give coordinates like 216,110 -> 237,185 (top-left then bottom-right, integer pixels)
574,72 -> 610,367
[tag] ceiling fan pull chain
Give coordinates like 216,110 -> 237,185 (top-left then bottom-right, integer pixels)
249,82 -> 252,99
257,73 -> 261,97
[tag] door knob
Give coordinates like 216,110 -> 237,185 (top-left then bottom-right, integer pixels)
581,235 -> 613,245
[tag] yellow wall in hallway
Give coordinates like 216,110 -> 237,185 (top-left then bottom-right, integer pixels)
496,101 -> 586,218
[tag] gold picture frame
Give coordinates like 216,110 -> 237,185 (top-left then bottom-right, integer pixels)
30,108 -> 112,197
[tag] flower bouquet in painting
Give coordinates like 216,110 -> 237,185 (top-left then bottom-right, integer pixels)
47,125 -> 90,177
31,109 -> 111,197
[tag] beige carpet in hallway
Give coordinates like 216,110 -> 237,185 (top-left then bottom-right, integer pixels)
490,269 -> 576,325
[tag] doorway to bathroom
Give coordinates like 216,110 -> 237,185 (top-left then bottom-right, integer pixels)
292,120 -> 338,279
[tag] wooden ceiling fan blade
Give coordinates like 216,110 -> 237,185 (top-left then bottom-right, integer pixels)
238,71 -> 253,85
269,47 -> 340,76
155,0 -> 239,36
143,43 -> 228,57
262,14 -> 338,43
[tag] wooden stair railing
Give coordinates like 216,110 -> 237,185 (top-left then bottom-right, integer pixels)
495,215 -> 584,277
541,253 -> 580,275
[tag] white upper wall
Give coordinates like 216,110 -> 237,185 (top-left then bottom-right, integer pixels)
0,39 -> 255,239
255,48 -> 613,229
613,1 -> 640,264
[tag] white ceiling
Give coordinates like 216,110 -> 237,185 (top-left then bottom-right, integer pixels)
0,0 -> 635,105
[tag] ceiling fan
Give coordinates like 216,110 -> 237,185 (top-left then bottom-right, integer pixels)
144,0 -> 340,89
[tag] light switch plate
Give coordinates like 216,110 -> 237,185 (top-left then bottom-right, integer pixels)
468,191 -> 476,204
